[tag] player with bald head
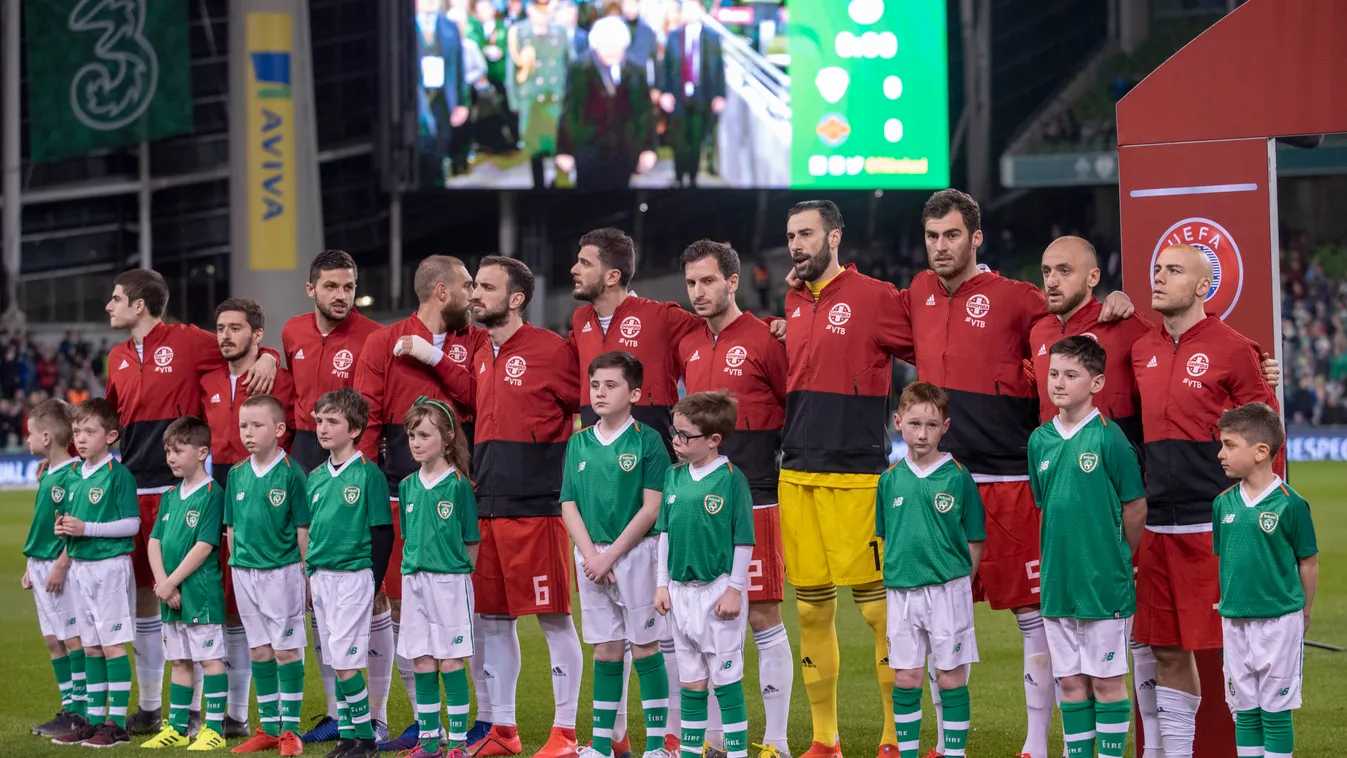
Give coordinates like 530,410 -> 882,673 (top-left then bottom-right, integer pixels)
1129,242 -> 1283,758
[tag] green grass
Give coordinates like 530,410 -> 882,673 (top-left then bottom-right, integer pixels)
3,463 -> 1346,756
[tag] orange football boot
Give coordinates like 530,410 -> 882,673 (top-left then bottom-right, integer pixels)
532,727 -> 579,758
278,730 -> 304,756
470,725 -> 523,757
800,741 -> 842,758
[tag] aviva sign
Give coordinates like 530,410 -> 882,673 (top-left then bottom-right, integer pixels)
245,13 -> 297,270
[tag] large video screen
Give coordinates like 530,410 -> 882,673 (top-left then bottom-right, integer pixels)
411,0 -> 948,191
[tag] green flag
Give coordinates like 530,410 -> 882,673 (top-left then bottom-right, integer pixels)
25,0 -> 193,163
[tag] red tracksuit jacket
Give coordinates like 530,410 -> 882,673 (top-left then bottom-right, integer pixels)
353,315 -> 486,490
281,310 -> 383,470
679,312 -> 786,504
200,364 -> 297,485
1132,315 -> 1282,528
474,322 -> 580,519
106,322 -> 279,491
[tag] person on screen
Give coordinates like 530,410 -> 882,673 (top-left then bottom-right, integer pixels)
506,0 -> 571,189
469,0 -> 518,152
618,0 -> 659,83
555,1 -> 588,59
417,0 -> 471,184
659,0 -> 725,188
555,15 -> 657,190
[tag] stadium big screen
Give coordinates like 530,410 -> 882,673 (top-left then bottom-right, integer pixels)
410,0 -> 949,190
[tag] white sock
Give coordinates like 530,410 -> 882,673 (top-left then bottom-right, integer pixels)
190,663 -> 203,714
1155,686 -> 1199,758
705,685 -> 724,750
662,637 -> 680,740
368,610 -> 395,724
539,614 -> 582,730
393,621 -> 417,714
471,617 -> 495,724
225,626 -> 252,722
928,659 -> 945,748
1017,610 -> 1053,758
614,645 -> 632,743
312,613 -> 339,719
753,623 -> 793,750
134,616 -> 165,710
480,616 -> 520,726
1131,643 -> 1162,758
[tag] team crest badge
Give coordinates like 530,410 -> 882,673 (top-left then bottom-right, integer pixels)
1259,512 -> 1279,533
933,493 -> 954,513
268,489 -> 286,507
437,501 -> 453,519
52,486 -> 65,503
704,495 -> 724,515
618,453 -> 638,472
89,487 -> 104,504
186,510 -> 200,528
1151,218 -> 1244,320
1079,452 -> 1099,473
343,486 -> 361,504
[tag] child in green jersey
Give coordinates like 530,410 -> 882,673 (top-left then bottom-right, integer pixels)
308,388 -> 394,758
653,391 -> 754,758
52,398 -> 139,748
876,382 -> 985,758
143,417 -> 229,750
225,394 -> 311,755
1214,403 -> 1317,758
1029,337 -> 1147,758
561,352 -> 672,758
397,398 -> 480,758
22,399 -> 86,738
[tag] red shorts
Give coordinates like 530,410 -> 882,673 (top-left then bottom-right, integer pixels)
472,516 -> 572,617
748,507 -> 786,603
1134,530 -> 1222,650
132,493 -> 164,588
383,497 -> 405,600
971,480 -> 1042,611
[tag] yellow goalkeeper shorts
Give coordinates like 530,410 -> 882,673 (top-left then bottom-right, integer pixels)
779,472 -> 883,588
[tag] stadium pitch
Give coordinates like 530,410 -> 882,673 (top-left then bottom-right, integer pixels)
2,462 -> 1343,756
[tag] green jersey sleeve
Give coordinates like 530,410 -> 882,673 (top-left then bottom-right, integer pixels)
1212,490 -> 1228,555
113,464 -> 139,520
198,486 -> 224,547
460,481 -> 481,544
1105,423 -> 1146,502
1027,431 -> 1043,509
365,465 -> 393,528
873,475 -> 887,540
150,491 -> 170,540
559,436 -> 579,504
288,464 -> 311,527
655,469 -> 674,533
642,426 -> 672,492
398,476 -> 413,536
730,470 -> 755,546
1291,495 -> 1318,559
961,467 -> 987,542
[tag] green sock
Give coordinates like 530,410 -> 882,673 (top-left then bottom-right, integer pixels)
415,671 -> 442,751
592,659 -> 625,757
341,671 -> 374,740
337,676 -> 353,740
169,682 -> 195,734
204,673 -> 228,735
69,649 -> 87,719
1061,699 -> 1096,758
680,688 -> 709,757
85,654 -> 107,724
253,659 -> 280,737
713,681 -> 748,758
52,655 -> 73,711
1262,708 -> 1294,757
443,667 -> 470,747
105,654 -> 131,728
890,686 -> 921,758
940,685 -> 970,758
1235,709 -> 1264,756
1095,698 -> 1131,758
635,654 -> 670,752
278,660 -> 306,734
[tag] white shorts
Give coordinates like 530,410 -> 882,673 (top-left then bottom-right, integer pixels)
575,537 -> 665,646
1045,615 -> 1131,679
885,575 -> 979,671
69,556 -> 134,648
163,622 -> 225,661
397,572 -> 475,661
311,568 -> 375,671
28,557 -> 81,640
668,575 -> 747,687
1223,612 -> 1304,712
233,563 -> 308,651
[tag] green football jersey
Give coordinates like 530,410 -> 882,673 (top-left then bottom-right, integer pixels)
150,479 -> 226,625
224,453 -> 311,570
1028,410 -> 1146,620
560,419 -> 671,544
874,454 -> 986,590
305,453 -> 393,575
1213,478 -> 1317,619
655,458 -> 754,583
398,467 -> 480,575
24,458 -> 81,561
64,456 -> 139,562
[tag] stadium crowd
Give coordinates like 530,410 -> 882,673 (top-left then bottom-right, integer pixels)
0,332 -> 107,451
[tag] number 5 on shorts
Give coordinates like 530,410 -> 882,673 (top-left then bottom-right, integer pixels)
533,575 -> 550,607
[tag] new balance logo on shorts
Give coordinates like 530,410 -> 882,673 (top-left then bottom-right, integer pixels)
645,618 -> 655,628
1101,651 -> 1115,662
1279,687 -> 1290,696
953,643 -> 962,653
348,646 -> 359,656
453,636 -> 464,644
719,661 -> 732,671
112,623 -> 122,632
205,639 -> 215,648
283,629 -> 294,638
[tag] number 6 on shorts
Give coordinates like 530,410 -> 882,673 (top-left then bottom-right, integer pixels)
533,575 -> 550,607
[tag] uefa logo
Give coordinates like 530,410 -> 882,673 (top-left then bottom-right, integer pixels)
1151,218 -> 1244,320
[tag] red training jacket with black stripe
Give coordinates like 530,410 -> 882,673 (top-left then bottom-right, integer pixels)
679,311 -> 787,505
281,310 -> 383,470
200,364 -> 297,486
473,322 -> 580,518
782,266 -> 913,475
353,314 -> 485,491
907,269 -> 1048,478
1132,315 -> 1283,528
105,322 -> 280,491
